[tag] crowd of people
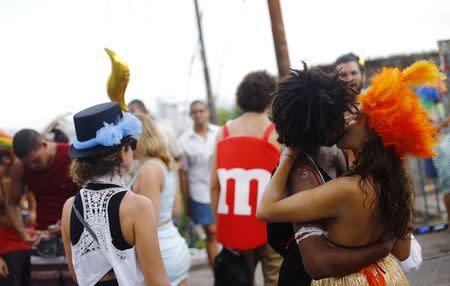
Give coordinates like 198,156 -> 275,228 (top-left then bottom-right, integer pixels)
0,52 -> 449,286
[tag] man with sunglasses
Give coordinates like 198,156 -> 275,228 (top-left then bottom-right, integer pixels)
6,129 -> 78,246
178,100 -> 220,267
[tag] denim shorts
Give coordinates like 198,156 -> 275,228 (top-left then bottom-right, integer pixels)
190,198 -> 215,225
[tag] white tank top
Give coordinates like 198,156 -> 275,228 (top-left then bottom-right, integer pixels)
71,178 -> 146,286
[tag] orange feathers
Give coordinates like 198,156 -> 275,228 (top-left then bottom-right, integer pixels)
359,61 -> 446,158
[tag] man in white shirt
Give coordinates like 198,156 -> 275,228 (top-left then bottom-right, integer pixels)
178,100 -> 219,267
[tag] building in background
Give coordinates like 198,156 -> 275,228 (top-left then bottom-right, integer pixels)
155,96 -> 192,137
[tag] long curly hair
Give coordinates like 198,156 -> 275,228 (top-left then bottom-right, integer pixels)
347,129 -> 414,240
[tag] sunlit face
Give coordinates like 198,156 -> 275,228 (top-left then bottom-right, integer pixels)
20,143 -> 49,172
336,61 -> 365,92
337,111 -> 368,152
190,103 -> 210,127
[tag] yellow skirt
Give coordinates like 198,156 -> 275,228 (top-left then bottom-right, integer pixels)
311,254 -> 409,286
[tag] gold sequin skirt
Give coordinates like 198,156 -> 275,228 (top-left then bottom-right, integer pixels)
311,254 -> 409,286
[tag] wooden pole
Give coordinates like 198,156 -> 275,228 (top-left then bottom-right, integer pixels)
268,0 -> 290,78
193,0 -> 217,123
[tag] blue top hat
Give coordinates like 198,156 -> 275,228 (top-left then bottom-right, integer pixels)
69,102 -> 142,159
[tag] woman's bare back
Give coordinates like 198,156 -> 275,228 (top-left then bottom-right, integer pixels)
325,176 -> 385,248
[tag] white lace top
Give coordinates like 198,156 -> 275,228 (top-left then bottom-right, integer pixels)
71,175 -> 146,286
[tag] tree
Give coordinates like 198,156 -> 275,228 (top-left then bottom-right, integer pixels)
216,106 -> 243,125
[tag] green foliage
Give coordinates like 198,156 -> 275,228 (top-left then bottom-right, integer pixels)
216,105 -> 243,125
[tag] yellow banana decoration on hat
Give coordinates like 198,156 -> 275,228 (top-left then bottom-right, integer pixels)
105,48 -> 130,111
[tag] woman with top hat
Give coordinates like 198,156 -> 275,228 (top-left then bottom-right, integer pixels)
258,61 -> 444,285
60,102 -> 170,286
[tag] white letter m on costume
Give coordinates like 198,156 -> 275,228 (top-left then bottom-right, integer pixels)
217,168 -> 271,215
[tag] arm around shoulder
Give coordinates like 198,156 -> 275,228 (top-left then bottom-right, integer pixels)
299,234 -> 392,279
258,175 -> 354,223
391,236 -> 411,261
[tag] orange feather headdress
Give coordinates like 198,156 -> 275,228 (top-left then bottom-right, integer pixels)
359,61 -> 446,158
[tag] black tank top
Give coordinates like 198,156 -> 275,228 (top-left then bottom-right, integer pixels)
267,160 -> 333,286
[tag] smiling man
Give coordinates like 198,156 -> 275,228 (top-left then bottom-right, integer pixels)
335,53 -> 366,93
6,129 -> 78,244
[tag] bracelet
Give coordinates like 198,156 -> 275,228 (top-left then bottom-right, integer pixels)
284,153 -> 296,160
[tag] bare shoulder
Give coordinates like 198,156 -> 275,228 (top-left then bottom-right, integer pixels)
328,176 -> 361,195
140,162 -> 164,177
61,196 -> 75,233
62,196 -> 75,215
288,162 -> 321,195
122,192 -> 154,214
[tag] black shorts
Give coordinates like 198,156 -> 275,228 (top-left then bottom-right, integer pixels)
0,250 -> 31,286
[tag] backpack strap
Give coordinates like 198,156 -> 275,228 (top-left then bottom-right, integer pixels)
262,123 -> 276,141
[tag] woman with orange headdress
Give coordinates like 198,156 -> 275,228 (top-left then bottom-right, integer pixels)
257,61 -> 445,285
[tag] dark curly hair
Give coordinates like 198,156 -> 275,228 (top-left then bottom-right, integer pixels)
272,64 -> 357,154
347,129 -> 414,240
334,52 -> 365,73
70,137 -> 135,186
236,71 -> 277,113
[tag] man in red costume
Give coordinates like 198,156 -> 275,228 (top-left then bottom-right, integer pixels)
211,71 -> 282,286
6,129 -> 78,244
